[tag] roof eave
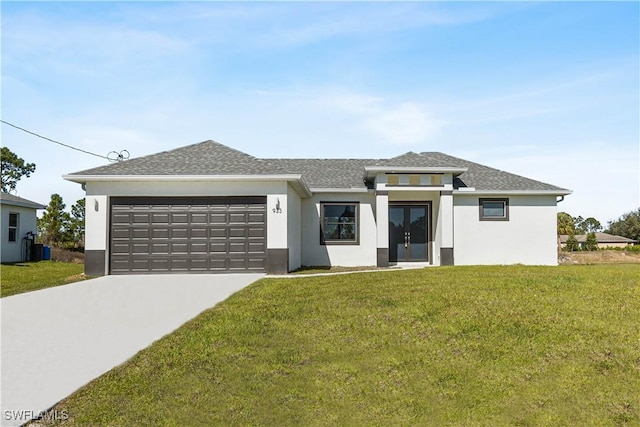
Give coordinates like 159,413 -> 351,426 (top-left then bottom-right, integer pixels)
0,200 -> 46,209
64,173 -> 304,181
364,166 -> 468,177
63,174 -> 313,198
453,189 -> 573,196
308,187 -> 371,193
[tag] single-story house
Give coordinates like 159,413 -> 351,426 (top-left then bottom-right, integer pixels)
64,140 -> 571,276
1,192 -> 45,263
559,232 -> 637,249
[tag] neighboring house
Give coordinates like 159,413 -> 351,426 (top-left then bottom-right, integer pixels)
559,233 -> 637,249
63,141 -> 571,276
1,193 -> 45,263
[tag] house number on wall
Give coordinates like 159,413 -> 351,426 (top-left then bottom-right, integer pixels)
273,198 -> 283,214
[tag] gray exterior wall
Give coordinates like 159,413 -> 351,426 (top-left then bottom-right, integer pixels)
1,205 -> 39,263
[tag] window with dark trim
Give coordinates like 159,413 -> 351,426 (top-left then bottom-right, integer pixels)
8,212 -> 19,242
479,198 -> 509,221
320,202 -> 359,244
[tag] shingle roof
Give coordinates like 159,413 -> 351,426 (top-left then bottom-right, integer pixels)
373,152 -> 462,168
67,140 -> 570,193
267,159 -> 375,189
70,141 -> 287,176
422,152 -> 568,192
559,233 -> 637,244
0,193 -> 46,209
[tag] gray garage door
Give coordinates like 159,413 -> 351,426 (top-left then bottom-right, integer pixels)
110,197 -> 266,274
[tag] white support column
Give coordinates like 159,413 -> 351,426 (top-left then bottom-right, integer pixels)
376,191 -> 389,267
439,191 -> 454,265
267,193 -> 289,273
84,195 -> 109,276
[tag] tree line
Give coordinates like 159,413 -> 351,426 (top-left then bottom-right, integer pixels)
39,195 -> 85,248
558,210 -> 640,251
2,146 -> 85,248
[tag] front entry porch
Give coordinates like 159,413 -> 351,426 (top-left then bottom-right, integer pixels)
388,204 -> 430,263
375,187 -> 454,267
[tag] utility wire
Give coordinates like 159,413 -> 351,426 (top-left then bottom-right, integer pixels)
1,119 -> 110,160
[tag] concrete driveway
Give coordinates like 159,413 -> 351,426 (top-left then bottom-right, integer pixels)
1,274 -> 262,426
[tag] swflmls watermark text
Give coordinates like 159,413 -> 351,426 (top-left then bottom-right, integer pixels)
4,409 -> 69,422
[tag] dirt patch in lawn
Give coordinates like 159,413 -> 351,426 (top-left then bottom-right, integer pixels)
559,250 -> 640,265
51,248 -> 85,264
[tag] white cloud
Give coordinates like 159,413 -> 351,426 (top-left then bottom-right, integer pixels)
316,91 -> 444,145
115,2 -> 517,51
441,68 -> 626,126
363,102 -> 443,145
2,10 -> 192,80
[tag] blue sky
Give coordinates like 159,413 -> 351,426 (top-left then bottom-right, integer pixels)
2,1 -> 638,225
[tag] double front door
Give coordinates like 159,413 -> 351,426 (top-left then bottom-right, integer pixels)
389,205 -> 429,262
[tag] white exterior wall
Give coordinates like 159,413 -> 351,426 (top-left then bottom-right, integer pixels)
85,180 -> 288,198
84,196 -> 108,251
439,193 -> 453,249
267,193 -> 287,250
432,196 -> 442,266
0,205 -> 39,263
287,185 -> 302,271
81,180 -> 562,270
454,194 -> 558,265
301,192 -> 377,267
375,193 -> 388,249
374,175 -> 389,251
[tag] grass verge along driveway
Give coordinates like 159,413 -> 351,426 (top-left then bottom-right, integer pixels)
1,261 -> 85,297
35,265 -> 639,426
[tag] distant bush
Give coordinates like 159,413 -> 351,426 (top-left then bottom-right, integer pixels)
564,234 -> 580,252
584,232 -> 599,251
605,245 -> 640,253
51,247 -> 85,264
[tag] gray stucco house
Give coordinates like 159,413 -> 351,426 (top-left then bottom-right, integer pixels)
64,140 -> 571,275
559,232 -> 637,249
1,192 -> 45,263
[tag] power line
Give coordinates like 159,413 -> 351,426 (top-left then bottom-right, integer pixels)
1,119 -> 111,160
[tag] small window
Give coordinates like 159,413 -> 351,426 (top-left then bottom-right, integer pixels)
479,198 -> 509,221
386,173 -> 443,186
8,212 -> 19,242
320,203 -> 359,244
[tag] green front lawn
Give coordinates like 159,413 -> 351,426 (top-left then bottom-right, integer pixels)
40,265 -> 638,426
1,261 -> 86,297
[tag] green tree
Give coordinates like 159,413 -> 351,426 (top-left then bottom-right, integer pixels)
69,198 -> 86,247
1,146 -> 36,192
557,212 -> 575,235
606,208 -> 640,242
584,232 -> 599,251
565,234 -> 580,252
575,216 -> 602,234
38,194 -> 72,247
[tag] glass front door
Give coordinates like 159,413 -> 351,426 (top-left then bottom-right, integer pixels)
389,205 -> 428,262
